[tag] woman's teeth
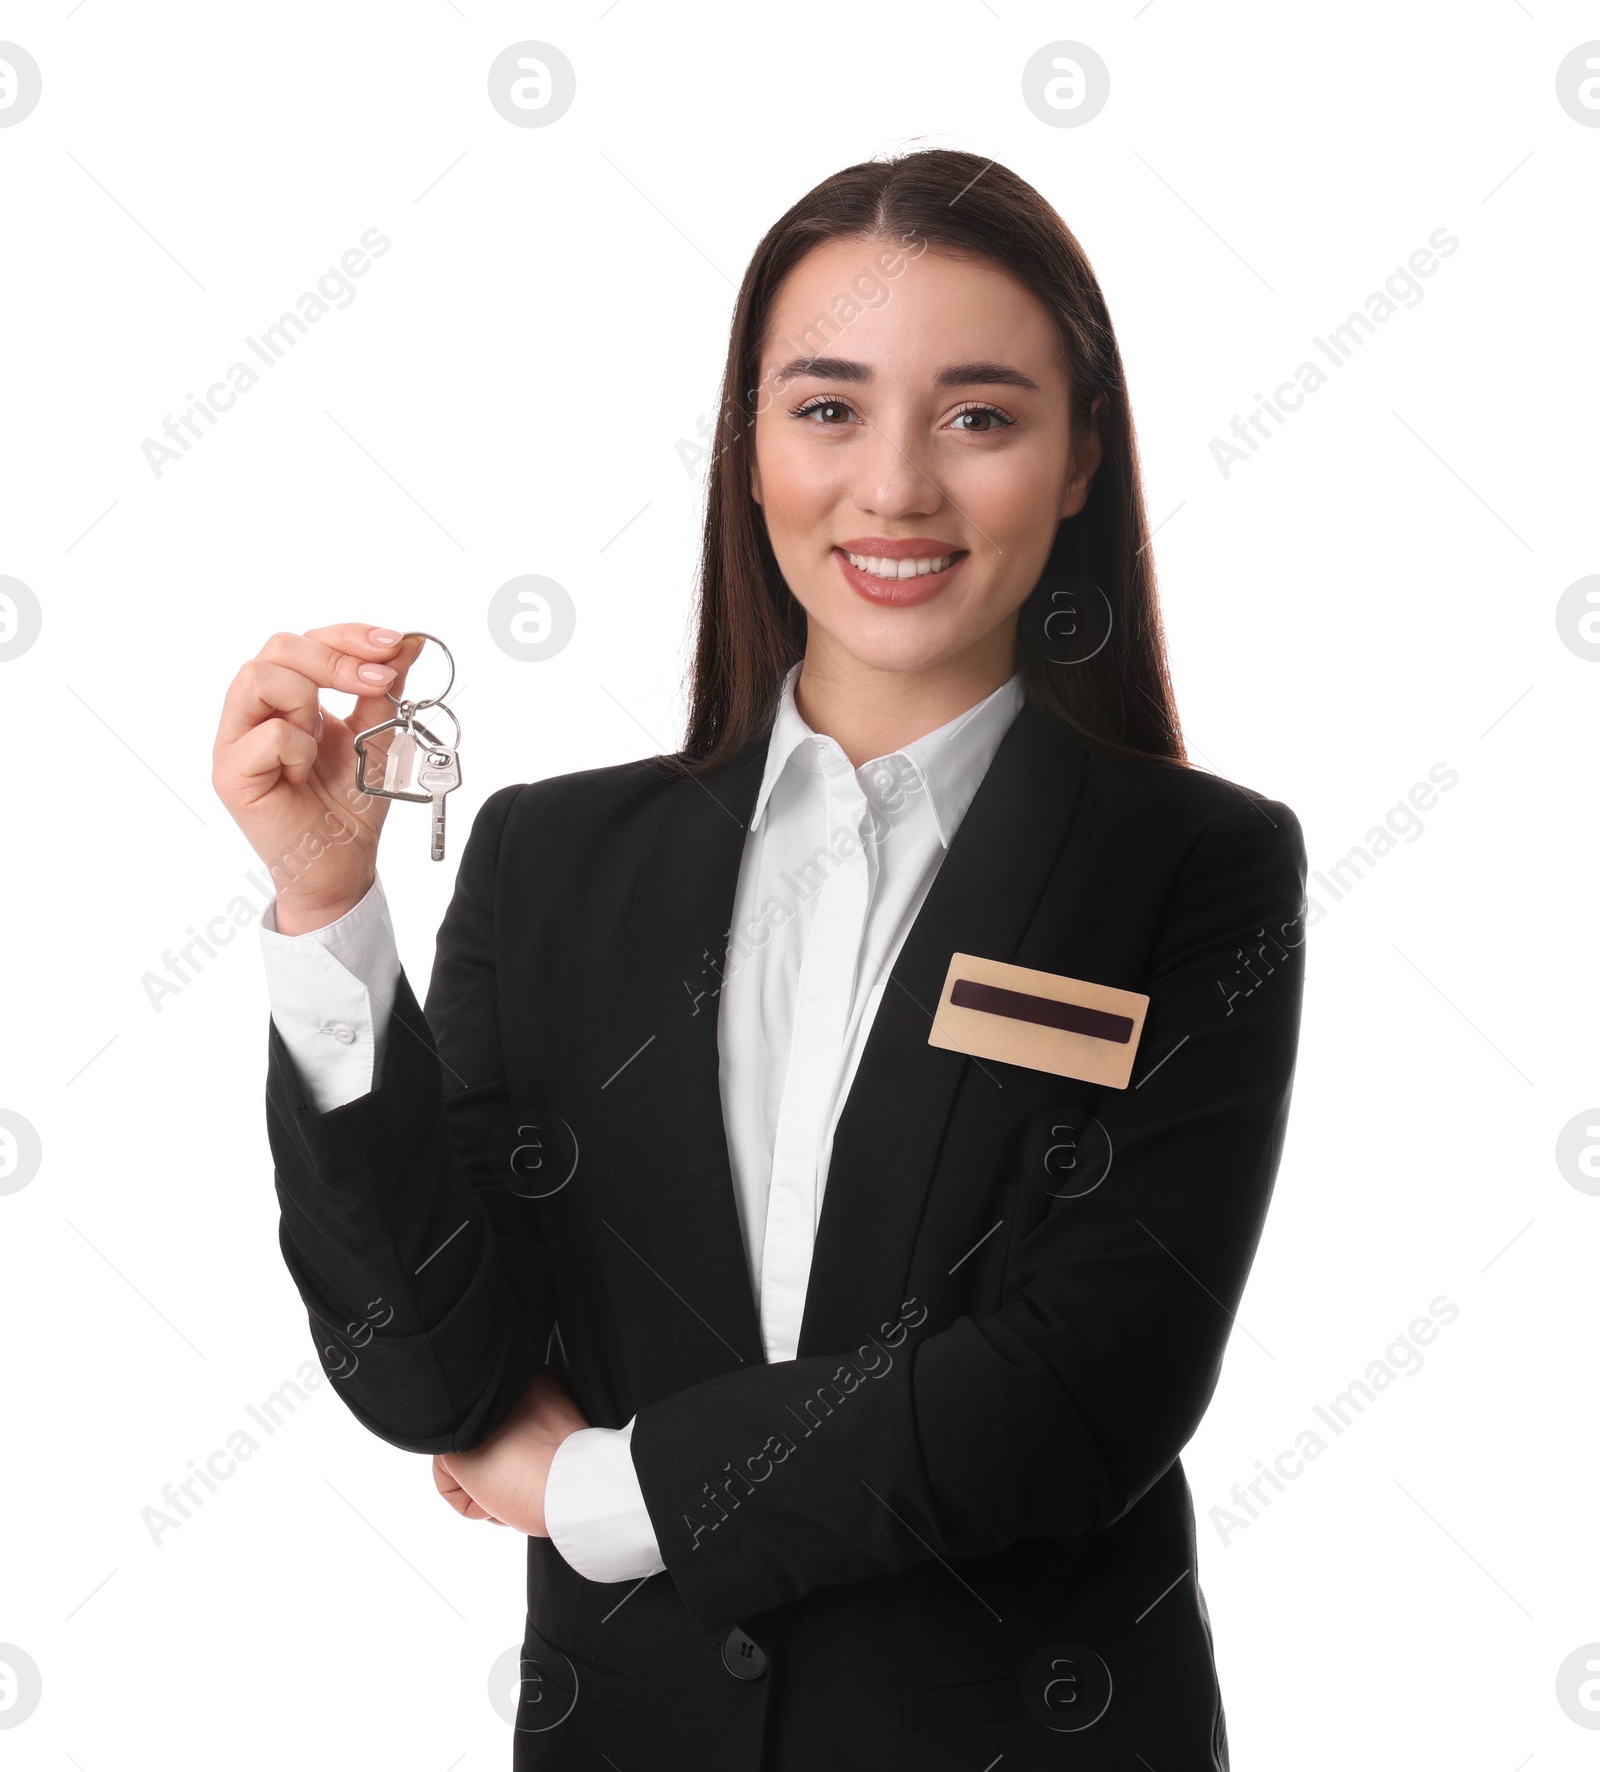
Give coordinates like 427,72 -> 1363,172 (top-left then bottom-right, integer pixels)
844,551 -> 956,580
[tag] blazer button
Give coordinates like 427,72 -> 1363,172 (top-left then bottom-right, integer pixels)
721,1627 -> 768,1680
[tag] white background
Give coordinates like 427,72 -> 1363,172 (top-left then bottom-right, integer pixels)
2,2 -> 1596,1766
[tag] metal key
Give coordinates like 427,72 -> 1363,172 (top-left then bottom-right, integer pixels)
414,745 -> 461,861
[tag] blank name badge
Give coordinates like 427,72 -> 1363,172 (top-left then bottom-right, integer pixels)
927,951 -> 1150,1089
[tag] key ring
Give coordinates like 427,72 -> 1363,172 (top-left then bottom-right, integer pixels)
387,631 -> 454,711
409,700 -> 460,756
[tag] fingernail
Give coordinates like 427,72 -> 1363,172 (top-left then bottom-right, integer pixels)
359,663 -> 396,683
314,707 -> 324,740
369,628 -> 401,645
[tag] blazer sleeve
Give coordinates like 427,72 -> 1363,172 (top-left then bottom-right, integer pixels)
628,795 -> 1309,1633
265,782 -> 556,1455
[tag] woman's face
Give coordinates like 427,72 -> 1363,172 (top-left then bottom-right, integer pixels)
751,235 -> 1102,680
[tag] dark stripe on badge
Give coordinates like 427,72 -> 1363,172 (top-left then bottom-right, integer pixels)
950,978 -> 1134,1045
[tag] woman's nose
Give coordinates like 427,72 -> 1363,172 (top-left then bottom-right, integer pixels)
851,417 -> 942,519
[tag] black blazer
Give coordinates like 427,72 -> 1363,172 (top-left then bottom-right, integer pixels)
265,694 -> 1307,1770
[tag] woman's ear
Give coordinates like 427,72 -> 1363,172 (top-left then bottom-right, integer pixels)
749,456 -> 763,506
1059,391 -> 1106,521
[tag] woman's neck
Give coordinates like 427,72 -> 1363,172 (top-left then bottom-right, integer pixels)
793,626 -> 1019,768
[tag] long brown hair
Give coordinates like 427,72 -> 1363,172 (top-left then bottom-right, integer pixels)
662,147 -> 1185,777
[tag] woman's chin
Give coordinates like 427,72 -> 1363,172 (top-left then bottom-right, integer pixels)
807,616 -> 981,678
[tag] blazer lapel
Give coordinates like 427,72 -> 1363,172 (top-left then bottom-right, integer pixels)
610,731 -> 771,1379
795,698 -> 1091,1357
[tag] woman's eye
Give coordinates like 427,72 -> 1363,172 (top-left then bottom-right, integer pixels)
797,400 -> 856,425
949,407 -> 1011,433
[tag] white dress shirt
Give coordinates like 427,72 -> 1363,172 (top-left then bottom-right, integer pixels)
259,661 -> 1024,1582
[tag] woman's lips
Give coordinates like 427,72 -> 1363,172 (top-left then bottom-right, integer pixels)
833,545 -> 969,606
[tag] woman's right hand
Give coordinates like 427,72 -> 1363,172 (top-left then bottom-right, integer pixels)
212,625 -> 426,935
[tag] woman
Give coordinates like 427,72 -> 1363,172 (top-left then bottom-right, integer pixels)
214,149 -> 1307,1769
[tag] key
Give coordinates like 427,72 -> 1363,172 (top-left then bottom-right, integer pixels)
414,746 -> 460,861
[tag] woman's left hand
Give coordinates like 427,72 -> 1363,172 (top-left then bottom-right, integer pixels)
431,1366 -> 590,1536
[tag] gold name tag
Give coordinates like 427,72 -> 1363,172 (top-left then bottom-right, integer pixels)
927,951 -> 1150,1089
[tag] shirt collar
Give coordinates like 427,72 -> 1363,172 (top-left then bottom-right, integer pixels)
749,661 -> 1025,849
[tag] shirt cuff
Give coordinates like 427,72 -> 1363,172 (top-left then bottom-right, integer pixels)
258,876 -> 402,1115
544,1416 -> 668,1583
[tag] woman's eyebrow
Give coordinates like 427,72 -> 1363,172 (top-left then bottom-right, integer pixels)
935,361 -> 1041,391
774,356 -> 870,382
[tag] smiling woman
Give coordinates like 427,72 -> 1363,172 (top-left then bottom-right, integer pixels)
753,240 -> 1099,718
675,149 -> 1178,779
215,146 -> 1307,1772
